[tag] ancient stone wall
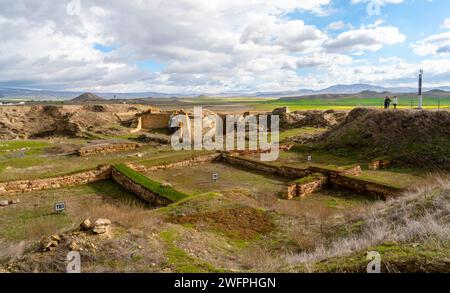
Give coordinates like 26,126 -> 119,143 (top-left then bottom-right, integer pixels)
221,155 -> 291,178
368,157 -> 393,170
129,153 -> 221,172
76,142 -> 141,156
329,174 -> 401,200
111,168 -> 173,207
141,113 -> 171,129
221,153 -> 399,200
0,165 -> 111,195
283,183 -> 297,199
296,175 -> 328,198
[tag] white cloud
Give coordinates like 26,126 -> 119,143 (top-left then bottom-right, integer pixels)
324,22 -> 406,53
440,17 -> 450,30
0,0 -> 448,93
327,21 -> 346,31
411,31 -> 450,56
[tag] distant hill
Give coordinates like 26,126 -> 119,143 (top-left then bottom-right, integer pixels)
0,84 -> 449,101
279,89 -> 450,101
71,93 -> 105,102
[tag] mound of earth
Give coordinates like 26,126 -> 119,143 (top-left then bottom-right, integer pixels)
274,109 -> 347,130
317,108 -> 450,169
0,104 -> 141,139
168,207 -> 274,240
72,93 -> 105,102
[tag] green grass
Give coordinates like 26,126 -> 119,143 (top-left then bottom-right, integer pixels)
279,127 -> 327,142
0,140 -> 50,152
251,97 -> 450,111
292,241 -> 450,273
114,164 -> 189,202
159,229 -> 224,273
293,173 -> 325,185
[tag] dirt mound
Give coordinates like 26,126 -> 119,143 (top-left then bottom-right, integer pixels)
71,93 -> 105,102
317,108 -> 450,169
168,207 -> 274,240
0,104 -> 137,139
277,110 -> 347,130
82,104 -> 108,112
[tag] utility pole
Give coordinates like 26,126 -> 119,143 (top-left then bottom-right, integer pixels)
418,69 -> 423,110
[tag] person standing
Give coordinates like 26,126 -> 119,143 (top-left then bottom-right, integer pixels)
393,96 -> 398,109
384,96 -> 391,109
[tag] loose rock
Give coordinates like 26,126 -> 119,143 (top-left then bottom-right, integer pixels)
40,237 -> 59,252
69,241 -> 81,251
80,219 -> 92,230
0,200 -> 9,207
93,218 -> 111,235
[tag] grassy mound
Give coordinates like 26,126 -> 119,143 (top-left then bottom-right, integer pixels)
317,108 -> 450,169
286,175 -> 450,272
114,164 -> 188,202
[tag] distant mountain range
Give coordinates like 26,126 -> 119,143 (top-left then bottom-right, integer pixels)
0,84 -> 449,100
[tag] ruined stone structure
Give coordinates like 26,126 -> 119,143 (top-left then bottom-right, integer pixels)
111,167 -> 173,207
219,153 -> 400,200
368,157 -> 393,170
76,142 -> 141,156
129,153 -> 221,173
0,165 -> 111,195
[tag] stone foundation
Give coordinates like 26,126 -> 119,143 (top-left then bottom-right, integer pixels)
129,153 -> 221,172
368,157 -> 392,170
283,183 -> 298,200
329,174 -> 401,200
295,174 -> 328,197
111,167 -> 173,207
0,165 -> 111,195
76,142 -> 141,156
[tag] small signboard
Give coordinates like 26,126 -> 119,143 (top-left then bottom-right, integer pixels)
307,155 -> 312,162
212,173 -> 219,181
54,202 -> 66,213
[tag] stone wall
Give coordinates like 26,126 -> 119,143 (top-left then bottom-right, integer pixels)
129,153 -> 221,172
111,167 -> 173,207
329,174 -> 401,200
296,174 -> 328,198
368,157 -> 392,170
284,182 -> 297,199
228,144 -> 294,156
221,155 -> 292,178
76,142 -> 141,156
0,165 -> 111,196
221,153 -> 399,200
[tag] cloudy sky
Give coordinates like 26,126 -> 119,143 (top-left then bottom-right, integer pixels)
0,0 -> 449,93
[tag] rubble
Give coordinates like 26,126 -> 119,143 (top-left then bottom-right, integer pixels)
93,219 -> 112,235
40,236 -> 60,252
68,241 -> 81,251
80,219 -> 93,230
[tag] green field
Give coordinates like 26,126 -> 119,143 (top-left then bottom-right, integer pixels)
250,97 -> 450,111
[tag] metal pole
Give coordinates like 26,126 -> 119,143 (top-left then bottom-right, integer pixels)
418,69 -> 423,110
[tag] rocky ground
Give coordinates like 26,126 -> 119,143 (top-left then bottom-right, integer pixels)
0,104 -> 148,140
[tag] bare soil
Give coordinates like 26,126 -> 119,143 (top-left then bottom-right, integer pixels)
168,207 -> 275,240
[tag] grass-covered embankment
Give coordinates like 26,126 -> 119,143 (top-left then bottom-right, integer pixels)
114,164 -> 189,202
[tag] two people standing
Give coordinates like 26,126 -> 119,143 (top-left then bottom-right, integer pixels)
384,96 -> 399,109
